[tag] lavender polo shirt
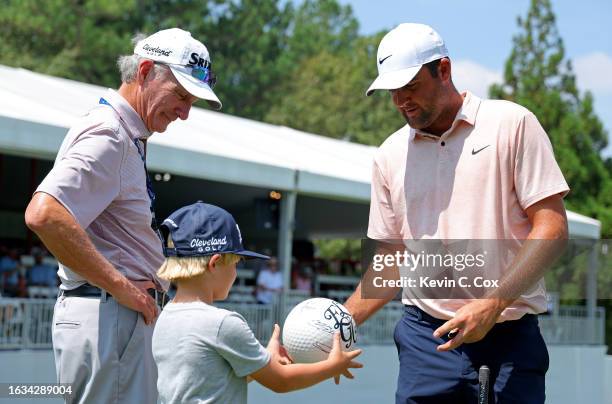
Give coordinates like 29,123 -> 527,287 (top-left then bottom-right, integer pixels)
36,89 -> 167,291
368,92 -> 569,321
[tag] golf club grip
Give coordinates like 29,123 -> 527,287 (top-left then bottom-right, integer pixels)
478,365 -> 490,404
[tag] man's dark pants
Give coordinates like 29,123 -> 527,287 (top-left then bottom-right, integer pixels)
395,305 -> 549,404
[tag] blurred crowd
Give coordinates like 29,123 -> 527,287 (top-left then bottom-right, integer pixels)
239,255 -> 362,304
0,244 -> 58,298
0,242 -> 361,301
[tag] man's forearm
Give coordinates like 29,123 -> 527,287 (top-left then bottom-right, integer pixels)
344,282 -> 399,326
344,242 -> 404,325
488,198 -> 568,310
489,239 -> 567,308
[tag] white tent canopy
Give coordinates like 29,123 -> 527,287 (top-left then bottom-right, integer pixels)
566,211 -> 601,239
0,64 -> 601,240
0,65 -> 372,202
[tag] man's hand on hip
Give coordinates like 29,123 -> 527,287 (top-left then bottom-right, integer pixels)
433,298 -> 506,352
111,280 -> 159,325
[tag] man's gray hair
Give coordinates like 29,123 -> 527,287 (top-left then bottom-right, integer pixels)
117,33 -> 169,83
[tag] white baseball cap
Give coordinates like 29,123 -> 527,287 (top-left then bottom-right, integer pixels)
366,23 -> 448,96
134,28 -> 222,110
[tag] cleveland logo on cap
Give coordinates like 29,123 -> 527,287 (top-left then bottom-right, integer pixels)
142,44 -> 173,57
190,236 -> 228,248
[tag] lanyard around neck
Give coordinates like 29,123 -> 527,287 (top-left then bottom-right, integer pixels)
99,97 -> 162,238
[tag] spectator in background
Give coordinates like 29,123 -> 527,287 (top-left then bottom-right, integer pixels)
256,257 -> 283,304
29,244 -> 45,258
327,260 -> 341,276
0,249 -> 22,297
28,251 -> 58,289
294,266 -> 313,294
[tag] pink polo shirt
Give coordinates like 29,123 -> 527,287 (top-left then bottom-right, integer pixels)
368,92 -> 569,321
36,89 -> 167,291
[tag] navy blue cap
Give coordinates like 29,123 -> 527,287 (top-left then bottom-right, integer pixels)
161,201 -> 270,260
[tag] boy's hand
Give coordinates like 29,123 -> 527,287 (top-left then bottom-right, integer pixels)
328,332 -> 362,385
266,324 -> 293,365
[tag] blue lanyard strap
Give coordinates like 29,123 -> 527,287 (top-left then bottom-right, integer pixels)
99,97 -> 161,235
132,138 -> 160,229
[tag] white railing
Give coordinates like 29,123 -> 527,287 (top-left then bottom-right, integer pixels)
0,296 -> 605,349
0,298 -> 55,349
539,306 -> 606,345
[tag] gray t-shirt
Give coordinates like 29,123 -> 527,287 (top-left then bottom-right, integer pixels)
152,302 -> 270,404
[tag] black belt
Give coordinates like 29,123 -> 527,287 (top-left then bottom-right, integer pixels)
63,283 -> 169,307
404,305 -> 447,324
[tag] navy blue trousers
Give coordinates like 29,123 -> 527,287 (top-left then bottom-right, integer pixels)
394,306 -> 549,404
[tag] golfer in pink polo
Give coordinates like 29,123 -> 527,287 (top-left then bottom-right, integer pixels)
344,23 -> 569,403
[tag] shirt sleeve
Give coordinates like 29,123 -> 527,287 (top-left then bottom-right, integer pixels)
215,312 -> 270,378
367,158 -> 402,239
36,127 -> 125,229
513,112 -> 570,209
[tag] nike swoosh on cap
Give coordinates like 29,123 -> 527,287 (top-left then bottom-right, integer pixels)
378,54 -> 392,64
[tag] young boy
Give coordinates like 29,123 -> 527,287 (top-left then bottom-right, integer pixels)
152,201 -> 362,403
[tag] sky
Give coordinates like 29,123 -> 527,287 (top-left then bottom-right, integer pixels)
339,0 -> 612,157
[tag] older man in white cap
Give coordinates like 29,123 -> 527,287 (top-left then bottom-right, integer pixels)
344,23 -> 568,403
25,28 -> 221,403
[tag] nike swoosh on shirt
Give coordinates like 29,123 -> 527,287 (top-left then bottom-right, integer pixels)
378,54 -> 392,64
471,145 -> 491,155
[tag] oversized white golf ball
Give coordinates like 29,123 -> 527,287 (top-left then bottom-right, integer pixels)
282,298 -> 357,363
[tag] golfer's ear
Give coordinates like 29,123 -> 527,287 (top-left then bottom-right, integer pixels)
208,254 -> 222,271
439,57 -> 452,82
137,59 -> 155,85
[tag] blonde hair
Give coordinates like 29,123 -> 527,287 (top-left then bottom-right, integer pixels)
157,237 -> 241,282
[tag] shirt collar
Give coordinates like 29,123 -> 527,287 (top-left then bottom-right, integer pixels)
102,89 -> 152,140
456,91 -> 480,126
409,91 -> 481,142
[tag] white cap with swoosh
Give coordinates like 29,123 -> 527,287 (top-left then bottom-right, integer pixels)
366,23 -> 448,96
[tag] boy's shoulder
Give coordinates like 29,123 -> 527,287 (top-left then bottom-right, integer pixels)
161,302 -> 246,326
156,303 -> 253,347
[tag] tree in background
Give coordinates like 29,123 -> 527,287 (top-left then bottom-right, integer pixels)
491,0 -> 612,353
0,0 -> 136,87
0,0 -> 362,123
313,239 -> 361,262
265,33 -> 404,146
111,0 -> 293,120
489,0 -> 612,237
277,0 -> 358,70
